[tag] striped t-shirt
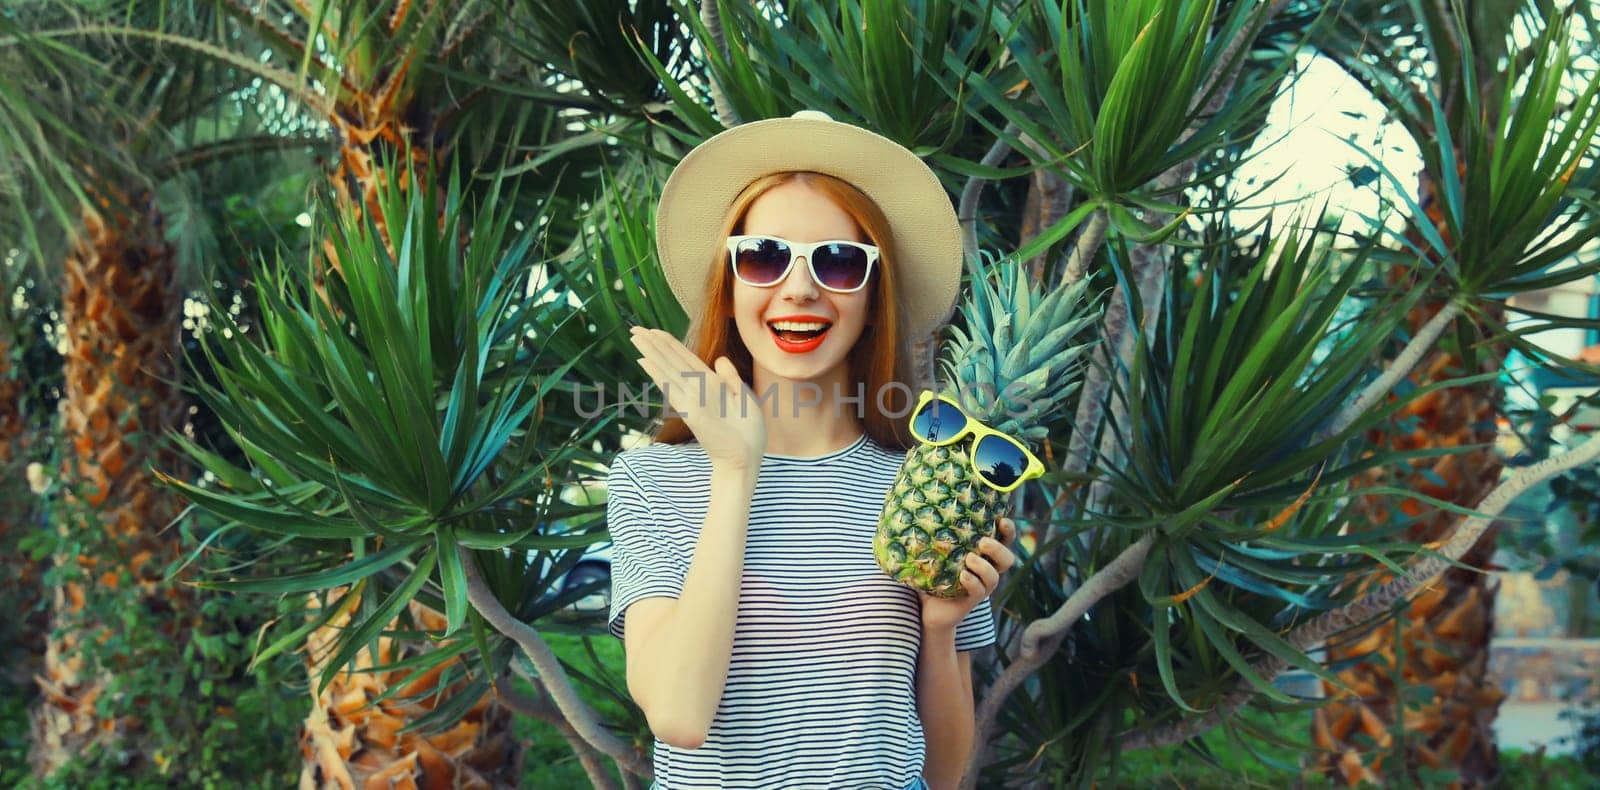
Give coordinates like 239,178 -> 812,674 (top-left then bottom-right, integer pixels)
606,432 -> 996,789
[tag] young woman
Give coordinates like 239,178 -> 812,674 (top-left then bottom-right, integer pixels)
607,111 -> 1017,790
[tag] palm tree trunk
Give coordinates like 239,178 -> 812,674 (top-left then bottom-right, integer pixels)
1309,172 -> 1507,788
29,195 -> 187,775
299,592 -> 520,789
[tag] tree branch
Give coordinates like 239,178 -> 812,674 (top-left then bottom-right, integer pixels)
1059,290 -> 1125,477
493,671 -> 621,789
1081,240 -> 1172,518
961,533 -> 1156,790
1061,209 -> 1108,285
1117,433 -> 1600,750
1013,130 -> 1075,285
1039,287 -> 1124,584
1323,299 -> 1464,440
460,546 -> 652,777
620,768 -> 644,790
1036,0 -> 1299,598
959,126 -> 1017,267
1041,0 -> 1288,553
1066,0 -> 1282,482
701,0 -> 738,128
973,0 -> 1291,779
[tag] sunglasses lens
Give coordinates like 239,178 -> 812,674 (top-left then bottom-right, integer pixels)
811,243 -> 872,291
911,398 -> 967,442
974,434 -> 1028,489
732,237 -> 792,285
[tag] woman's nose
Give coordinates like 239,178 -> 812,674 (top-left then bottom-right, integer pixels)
775,255 -> 820,301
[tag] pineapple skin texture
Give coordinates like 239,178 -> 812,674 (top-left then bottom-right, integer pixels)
874,442 -> 1005,598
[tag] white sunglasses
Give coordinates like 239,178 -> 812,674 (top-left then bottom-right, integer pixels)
725,234 -> 880,294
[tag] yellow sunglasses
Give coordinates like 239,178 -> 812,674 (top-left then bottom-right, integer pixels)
907,390 -> 1045,493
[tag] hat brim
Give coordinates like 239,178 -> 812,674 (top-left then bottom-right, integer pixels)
655,116 -> 962,339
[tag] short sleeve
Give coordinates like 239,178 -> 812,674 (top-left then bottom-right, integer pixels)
954,595 -> 997,652
605,453 -> 687,640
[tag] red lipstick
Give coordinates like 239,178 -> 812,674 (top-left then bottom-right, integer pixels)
766,314 -> 833,355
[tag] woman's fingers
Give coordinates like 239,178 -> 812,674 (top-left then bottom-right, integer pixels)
977,534 -> 1016,574
630,330 -> 751,427
959,569 -> 987,599
629,328 -> 680,376
634,329 -> 727,411
632,357 -> 683,415
630,344 -> 662,386
959,530 -> 1016,597
630,335 -> 696,413
644,328 -> 712,382
998,517 -> 1017,547
712,355 -> 741,387
630,330 -> 698,403
964,551 -> 1000,595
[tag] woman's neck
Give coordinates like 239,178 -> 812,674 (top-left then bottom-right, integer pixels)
751,363 -> 865,457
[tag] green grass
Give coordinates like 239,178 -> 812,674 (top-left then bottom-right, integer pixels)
1499,748 -> 1597,790
1103,708 -> 1336,789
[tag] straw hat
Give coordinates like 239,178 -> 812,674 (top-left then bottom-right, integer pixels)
654,110 -> 962,338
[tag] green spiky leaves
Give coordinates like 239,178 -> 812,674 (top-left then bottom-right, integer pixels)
161,162 -> 617,698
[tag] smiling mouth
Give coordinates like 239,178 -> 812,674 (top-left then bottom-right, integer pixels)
767,320 -> 833,343
764,319 -> 832,350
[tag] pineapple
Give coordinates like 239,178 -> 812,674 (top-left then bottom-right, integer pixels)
875,256 -> 1097,597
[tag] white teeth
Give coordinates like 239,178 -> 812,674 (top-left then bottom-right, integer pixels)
769,320 -> 831,331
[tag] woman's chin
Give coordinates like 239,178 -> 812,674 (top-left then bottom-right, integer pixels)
750,351 -> 847,389
740,323 -> 861,393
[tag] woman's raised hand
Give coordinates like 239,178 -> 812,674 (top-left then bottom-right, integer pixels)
629,325 -> 768,470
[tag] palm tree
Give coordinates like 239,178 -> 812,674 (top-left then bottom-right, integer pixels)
0,15 -> 94,671
0,2 -> 323,774
32,187 -> 190,773
1304,4 -> 1596,783
183,6 -> 535,783
1,7 -> 193,773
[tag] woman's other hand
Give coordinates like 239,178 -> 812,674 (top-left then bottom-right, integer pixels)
629,325 -> 767,470
919,516 -> 1017,634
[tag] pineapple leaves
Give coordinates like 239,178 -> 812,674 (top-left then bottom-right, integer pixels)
943,251 -> 1099,434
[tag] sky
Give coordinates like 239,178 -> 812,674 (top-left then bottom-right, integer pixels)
1231,51 -> 1422,240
